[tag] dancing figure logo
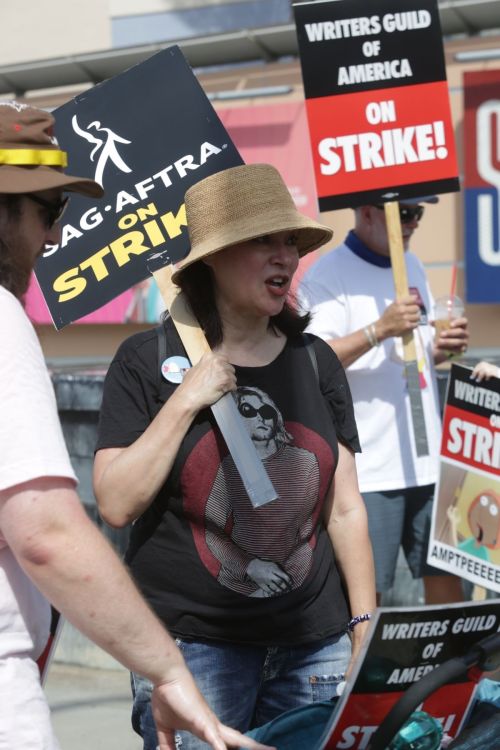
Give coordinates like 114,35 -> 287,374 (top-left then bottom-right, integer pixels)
71,115 -> 132,185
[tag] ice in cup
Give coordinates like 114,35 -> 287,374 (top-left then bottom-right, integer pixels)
433,295 -> 465,338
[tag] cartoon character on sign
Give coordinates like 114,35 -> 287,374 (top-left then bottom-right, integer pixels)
71,115 -> 132,185
448,490 -> 500,561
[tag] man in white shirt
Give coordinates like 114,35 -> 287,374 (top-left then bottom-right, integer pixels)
0,100 -> 268,750
300,200 -> 468,606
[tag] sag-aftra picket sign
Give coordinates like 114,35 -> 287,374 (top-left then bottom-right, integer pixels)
34,46 -> 242,328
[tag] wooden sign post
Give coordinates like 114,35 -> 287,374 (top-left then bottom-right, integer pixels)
384,202 -> 429,456
153,265 -> 278,508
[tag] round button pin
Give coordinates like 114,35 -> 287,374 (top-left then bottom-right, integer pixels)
161,356 -> 191,384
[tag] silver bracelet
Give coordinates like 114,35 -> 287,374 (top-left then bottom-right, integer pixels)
363,326 -> 375,348
363,324 -> 379,348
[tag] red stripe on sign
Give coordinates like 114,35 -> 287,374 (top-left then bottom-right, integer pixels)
442,404 -> 500,474
305,80 -> 458,199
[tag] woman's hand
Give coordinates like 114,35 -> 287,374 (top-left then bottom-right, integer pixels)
94,351 -> 236,528
471,361 -> 500,382
176,351 -> 237,414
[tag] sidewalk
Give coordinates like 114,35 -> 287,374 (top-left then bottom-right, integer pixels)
45,663 -> 141,750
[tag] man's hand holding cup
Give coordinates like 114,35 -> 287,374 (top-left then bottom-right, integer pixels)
433,294 -> 469,362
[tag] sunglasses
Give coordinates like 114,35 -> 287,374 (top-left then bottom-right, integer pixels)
238,401 -> 277,421
374,204 -> 425,224
27,194 -> 69,229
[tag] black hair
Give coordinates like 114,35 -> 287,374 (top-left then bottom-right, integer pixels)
175,259 -> 311,347
0,195 -> 29,300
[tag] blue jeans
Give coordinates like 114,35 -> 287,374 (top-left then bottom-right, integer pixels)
131,632 -> 351,749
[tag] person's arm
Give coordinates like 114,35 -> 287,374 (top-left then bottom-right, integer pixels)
0,477 -> 272,750
94,351 -> 236,528
433,317 -> 469,365
323,443 -> 376,672
329,295 -> 421,368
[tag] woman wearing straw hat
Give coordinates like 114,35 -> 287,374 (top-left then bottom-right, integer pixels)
94,164 -> 376,750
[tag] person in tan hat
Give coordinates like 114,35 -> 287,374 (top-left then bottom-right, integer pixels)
0,102 -> 272,750
94,163 -> 376,750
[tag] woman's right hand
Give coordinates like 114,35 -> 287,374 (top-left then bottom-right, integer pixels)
176,351 -> 237,414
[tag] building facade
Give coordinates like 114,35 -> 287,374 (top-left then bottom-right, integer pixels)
1,0 -> 499,363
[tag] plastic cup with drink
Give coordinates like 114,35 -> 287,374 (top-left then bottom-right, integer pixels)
433,294 -> 465,349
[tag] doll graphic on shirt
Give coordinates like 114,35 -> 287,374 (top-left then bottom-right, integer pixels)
204,386 -> 322,598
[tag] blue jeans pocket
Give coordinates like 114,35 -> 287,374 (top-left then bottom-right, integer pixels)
310,673 -> 345,702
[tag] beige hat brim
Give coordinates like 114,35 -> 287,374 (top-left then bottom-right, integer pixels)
171,163 -> 334,285
0,164 -> 103,198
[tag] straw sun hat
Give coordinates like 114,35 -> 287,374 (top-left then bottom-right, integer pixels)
0,101 -> 102,197
172,163 -> 333,283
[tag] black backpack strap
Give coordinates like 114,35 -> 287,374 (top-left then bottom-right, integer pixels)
156,320 -> 167,390
302,332 -> 319,387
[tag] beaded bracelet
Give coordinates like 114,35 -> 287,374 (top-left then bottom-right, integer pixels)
347,613 -> 372,631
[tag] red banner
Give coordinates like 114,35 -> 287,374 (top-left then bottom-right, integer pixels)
441,404 -> 499,474
307,81 -> 457,201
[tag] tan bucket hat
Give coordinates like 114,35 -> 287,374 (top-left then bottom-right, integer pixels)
172,163 -> 333,283
0,101 -> 103,197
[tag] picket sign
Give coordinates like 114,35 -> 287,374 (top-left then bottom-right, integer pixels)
385,202 -> 429,456
292,0 -> 460,458
153,265 -> 278,508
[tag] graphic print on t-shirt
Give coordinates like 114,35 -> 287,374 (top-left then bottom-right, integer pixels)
181,385 -> 333,598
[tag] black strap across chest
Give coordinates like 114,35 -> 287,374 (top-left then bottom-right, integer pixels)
156,323 -> 319,389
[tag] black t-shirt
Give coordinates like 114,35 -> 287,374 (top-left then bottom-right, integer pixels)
96,319 -> 361,646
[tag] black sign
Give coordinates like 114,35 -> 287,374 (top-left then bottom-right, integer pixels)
35,46 -> 243,329
294,0 -> 446,99
322,600 -> 500,748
